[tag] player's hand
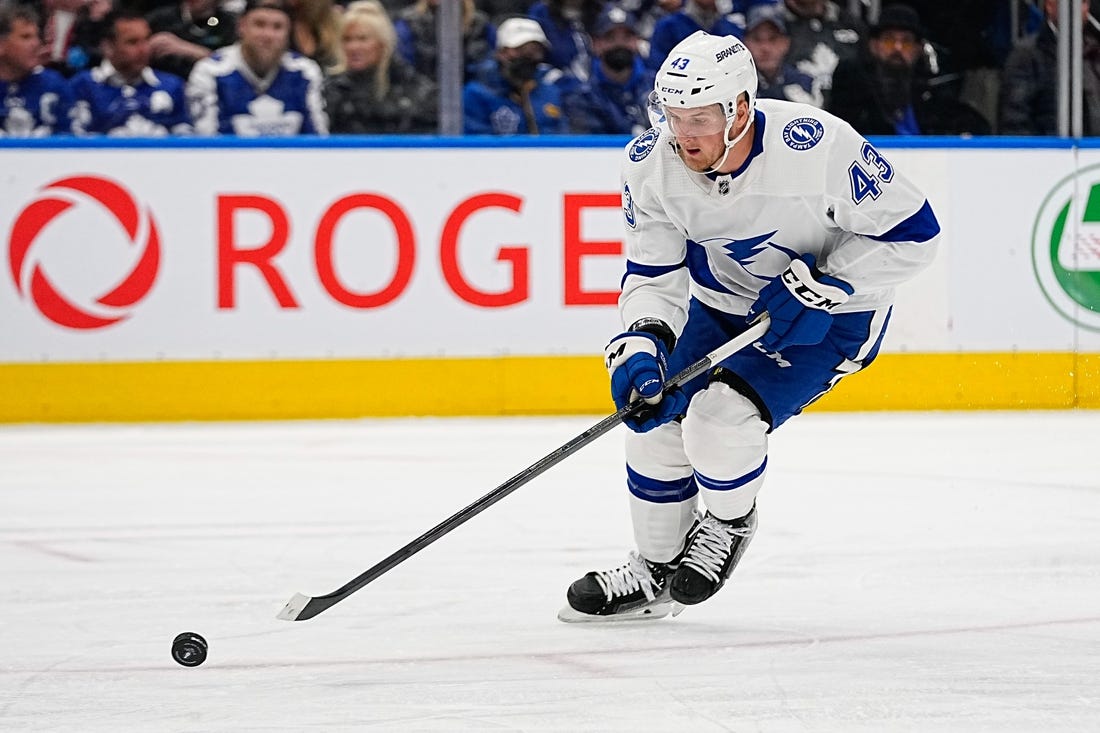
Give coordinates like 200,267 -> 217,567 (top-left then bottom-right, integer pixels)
747,253 -> 853,352
605,330 -> 687,432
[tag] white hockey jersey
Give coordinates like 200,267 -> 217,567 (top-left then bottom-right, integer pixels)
618,98 -> 940,336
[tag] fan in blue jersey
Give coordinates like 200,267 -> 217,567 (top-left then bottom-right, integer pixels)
186,0 -> 328,136
463,17 -> 567,136
69,10 -> 191,136
559,31 -> 940,623
563,6 -> 655,135
0,5 -> 72,136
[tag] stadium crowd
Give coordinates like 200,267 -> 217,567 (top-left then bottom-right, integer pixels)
0,0 -> 1091,137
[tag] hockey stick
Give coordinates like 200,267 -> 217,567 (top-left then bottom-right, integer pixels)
277,315 -> 771,622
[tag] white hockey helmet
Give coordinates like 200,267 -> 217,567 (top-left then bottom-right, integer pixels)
654,30 -> 757,119
652,31 -> 757,159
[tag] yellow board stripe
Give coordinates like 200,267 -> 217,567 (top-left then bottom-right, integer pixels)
1,352 -> 1097,423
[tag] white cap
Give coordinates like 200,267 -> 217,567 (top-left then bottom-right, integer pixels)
497,18 -> 549,50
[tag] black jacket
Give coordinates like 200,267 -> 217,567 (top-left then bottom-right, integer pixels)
828,52 -> 991,136
324,60 -> 439,135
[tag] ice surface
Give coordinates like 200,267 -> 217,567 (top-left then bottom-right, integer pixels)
1,411 -> 1098,732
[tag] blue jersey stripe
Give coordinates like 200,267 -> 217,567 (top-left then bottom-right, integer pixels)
868,199 -> 941,243
622,259 -> 684,287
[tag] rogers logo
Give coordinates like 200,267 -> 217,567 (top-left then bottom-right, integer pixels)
8,176 -> 160,330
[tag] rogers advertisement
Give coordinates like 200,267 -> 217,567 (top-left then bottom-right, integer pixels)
5,143 -> 1100,367
1,147 -> 631,362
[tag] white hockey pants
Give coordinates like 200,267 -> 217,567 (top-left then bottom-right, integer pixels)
626,382 -> 769,563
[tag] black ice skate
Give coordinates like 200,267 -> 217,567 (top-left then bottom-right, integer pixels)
558,551 -> 683,623
670,507 -> 757,606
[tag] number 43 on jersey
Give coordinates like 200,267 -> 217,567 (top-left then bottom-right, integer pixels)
848,142 -> 894,204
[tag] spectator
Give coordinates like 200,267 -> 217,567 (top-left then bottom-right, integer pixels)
69,10 -> 191,135
395,0 -> 495,82
624,0 -> 682,54
999,0 -> 1098,135
1,4 -> 72,136
324,0 -> 438,133
565,5 -> 654,134
780,0 -> 864,99
528,0 -> 600,81
646,0 -> 744,71
286,0 -> 342,70
40,0 -> 113,75
147,0 -> 239,79
463,16 -> 567,134
743,3 -> 821,106
187,0 -> 327,135
827,3 -> 989,136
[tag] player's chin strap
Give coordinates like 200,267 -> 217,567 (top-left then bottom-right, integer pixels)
704,110 -> 754,175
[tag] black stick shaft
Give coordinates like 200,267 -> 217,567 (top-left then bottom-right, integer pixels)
278,317 -> 769,621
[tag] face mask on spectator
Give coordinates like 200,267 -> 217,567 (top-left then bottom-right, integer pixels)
601,47 -> 634,73
505,56 -> 540,82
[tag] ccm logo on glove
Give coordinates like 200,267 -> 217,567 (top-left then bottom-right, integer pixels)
748,253 -> 853,353
781,257 -> 850,311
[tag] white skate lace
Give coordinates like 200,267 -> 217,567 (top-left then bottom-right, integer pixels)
682,515 -> 754,583
595,551 -> 659,602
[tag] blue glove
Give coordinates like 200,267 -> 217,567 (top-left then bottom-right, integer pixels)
747,253 -> 853,352
604,329 -> 688,433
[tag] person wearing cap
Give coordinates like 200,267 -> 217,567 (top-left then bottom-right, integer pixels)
779,0 -> 865,98
462,16 -> 568,135
186,0 -> 327,135
69,9 -> 192,136
743,4 -> 821,107
645,0 -> 744,72
827,3 -> 988,136
564,5 -> 655,134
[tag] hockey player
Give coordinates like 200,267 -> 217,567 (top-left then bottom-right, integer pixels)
0,4 -> 72,136
186,0 -> 327,136
559,30 -> 940,622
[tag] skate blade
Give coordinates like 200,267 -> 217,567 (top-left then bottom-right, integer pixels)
557,600 -> 684,624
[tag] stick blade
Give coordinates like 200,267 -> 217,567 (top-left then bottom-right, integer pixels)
276,592 -> 314,621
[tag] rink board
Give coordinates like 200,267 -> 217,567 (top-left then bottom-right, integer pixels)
1,137 -> 1099,420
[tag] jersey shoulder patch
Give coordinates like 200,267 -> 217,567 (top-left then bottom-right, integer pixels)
628,127 -> 661,162
781,117 -> 825,151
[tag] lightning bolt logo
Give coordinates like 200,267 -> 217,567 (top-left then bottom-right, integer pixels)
686,232 -> 798,294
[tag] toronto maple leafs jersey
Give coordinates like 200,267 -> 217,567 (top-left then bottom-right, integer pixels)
618,98 -> 940,335
2,66 -> 72,137
69,61 -> 191,136
187,45 -> 327,136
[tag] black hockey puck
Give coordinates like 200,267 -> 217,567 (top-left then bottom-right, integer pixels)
171,632 -> 208,667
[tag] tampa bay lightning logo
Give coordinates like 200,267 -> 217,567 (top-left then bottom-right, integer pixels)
622,183 -> 637,228
782,117 -> 825,151
686,232 -> 799,294
629,127 -> 660,162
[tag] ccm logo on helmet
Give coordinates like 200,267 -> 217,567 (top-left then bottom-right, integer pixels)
715,44 -> 744,63
659,86 -> 684,95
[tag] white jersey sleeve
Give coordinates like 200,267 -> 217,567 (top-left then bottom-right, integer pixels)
817,119 -> 939,293
618,128 -> 692,336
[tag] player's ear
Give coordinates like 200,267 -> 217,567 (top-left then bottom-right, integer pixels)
736,93 -> 750,121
